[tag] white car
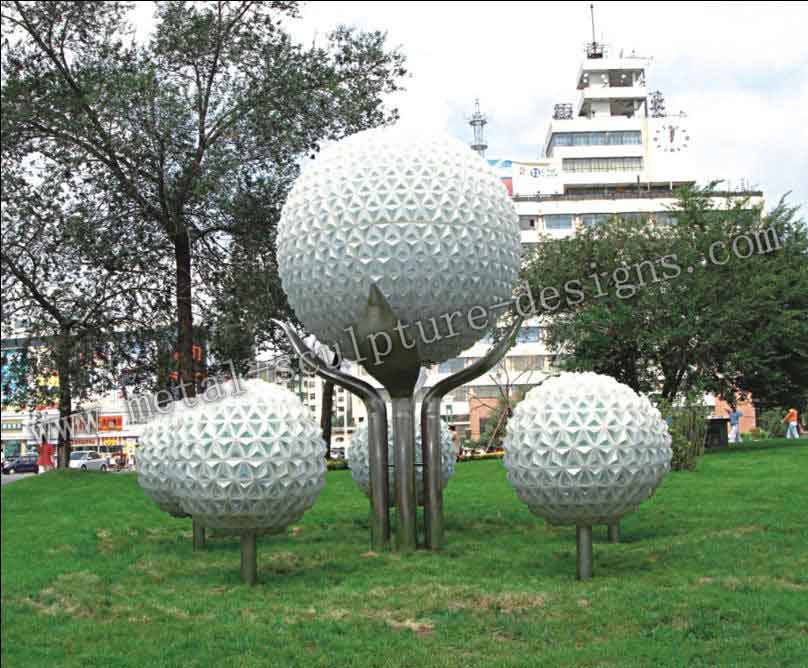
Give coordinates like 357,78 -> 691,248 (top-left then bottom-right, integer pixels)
69,451 -> 110,472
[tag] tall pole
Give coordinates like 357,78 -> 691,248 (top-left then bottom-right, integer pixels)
391,396 -> 417,551
576,525 -> 593,580
240,531 -> 257,586
590,4 -> 596,44
192,519 -> 206,551
608,521 -> 620,543
275,320 -> 390,550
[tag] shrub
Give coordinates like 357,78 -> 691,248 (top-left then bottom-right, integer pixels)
657,395 -> 708,471
668,423 -> 700,471
758,408 -> 785,438
326,459 -> 348,471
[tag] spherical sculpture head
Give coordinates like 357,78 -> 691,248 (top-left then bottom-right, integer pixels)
277,126 -> 521,366
348,421 -> 456,506
137,404 -> 188,518
173,380 -> 326,533
503,373 -> 672,525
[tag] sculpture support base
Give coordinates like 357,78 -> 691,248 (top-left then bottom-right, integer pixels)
240,532 -> 257,586
608,522 -> 620,544
576,525 -> 593,580
192,519 -> 206,551
391,396 -> 417,552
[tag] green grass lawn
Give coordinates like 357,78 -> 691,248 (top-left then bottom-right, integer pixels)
2,439 -> 807,668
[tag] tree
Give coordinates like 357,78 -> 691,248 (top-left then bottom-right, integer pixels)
522,185 -> 808,407
1,165 -> 170,467
2,0 -> 407,397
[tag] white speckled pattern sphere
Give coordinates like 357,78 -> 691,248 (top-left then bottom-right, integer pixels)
277,126 -> 521,364
172,380 -> 326,532
503,373 -> 672,525
347,421 -> 456,506
137,403 -> 187,517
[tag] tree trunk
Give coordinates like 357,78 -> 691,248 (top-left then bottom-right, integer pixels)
55,328 -> 73,470
174,230 -> 196,399
320,379 -> 334,459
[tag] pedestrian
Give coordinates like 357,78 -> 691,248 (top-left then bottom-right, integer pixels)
36,435 -> 55,473
783,408 -> 799,439
726,406 -> 743,445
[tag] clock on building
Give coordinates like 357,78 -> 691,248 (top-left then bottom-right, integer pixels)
653,122 -> 690,152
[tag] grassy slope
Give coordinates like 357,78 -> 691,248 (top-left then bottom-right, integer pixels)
2,439 -> 806,668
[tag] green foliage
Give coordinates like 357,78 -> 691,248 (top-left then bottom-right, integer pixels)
758,408 -> 786,438
3,440 -> 807,667
2,1 -> 407,389
523,185 -> 808,407
657,394 -> 708,471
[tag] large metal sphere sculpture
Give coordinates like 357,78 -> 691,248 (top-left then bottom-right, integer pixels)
137,404 -> 187,518
276,126 -> 521,364
503,372 -> 672,526
348,421 -> 456,506
172,379 -> 327,533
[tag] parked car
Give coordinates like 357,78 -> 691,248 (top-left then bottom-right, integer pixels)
69,451 -> 109,472
2,454 -> 38,474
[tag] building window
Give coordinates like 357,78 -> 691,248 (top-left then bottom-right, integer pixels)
562,157 -> 643,173
549,131 -> 641,154
438,358 -> 466,374
449,387 -> 469,401
581,213 -> 609,228
516,326 -> 541,343
519,216 -> 537,230
654,212 -> 679,225
544,214 -> 573,230
506,356 -> 543,372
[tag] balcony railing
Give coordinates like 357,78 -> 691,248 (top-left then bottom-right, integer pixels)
512,189 -> 763,203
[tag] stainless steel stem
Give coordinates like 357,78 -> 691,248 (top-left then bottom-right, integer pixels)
391,396 -> 417,551
274,319 -> 390,550
608,522 -> 620,543
240,531 -> 257,586
576,525 -> 593,580
192,518 -> 206,551
420,314 -> 525,550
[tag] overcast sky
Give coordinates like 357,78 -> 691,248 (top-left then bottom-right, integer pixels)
132,1 -> 808,209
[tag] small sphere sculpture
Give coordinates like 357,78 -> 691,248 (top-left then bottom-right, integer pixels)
172,379 -> 327,533
348,421 -> 456,506
277,126 -> 521,364
137,404 -> 187,517
503,373 -> 672,525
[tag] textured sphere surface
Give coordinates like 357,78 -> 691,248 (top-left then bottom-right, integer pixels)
277,126 -> 521,364
347,421 -> 456,506
137,403 -> 187,517
503,373 -> 672,524
170,380 -> 327,531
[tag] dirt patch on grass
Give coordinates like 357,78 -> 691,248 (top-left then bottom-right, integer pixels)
23,571 -> 105,619
96,528 -> 117,553
385,618 -> 434,635
447,591 -> 547,615
265,551 -> 301,574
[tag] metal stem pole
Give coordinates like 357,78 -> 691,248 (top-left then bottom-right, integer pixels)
366,397 -> 391,551
419,314 -> 527,550
576,525 -> 593,580
192,519 -> 206,551
608,522 -> 620,544
422,396 -> 444,551
240,531 -> 257,586
392,396 -> 417,551
273,320 -> 390,550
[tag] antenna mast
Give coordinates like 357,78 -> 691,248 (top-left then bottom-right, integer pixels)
468,99 -> 488,158
585,4 -> 604,58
